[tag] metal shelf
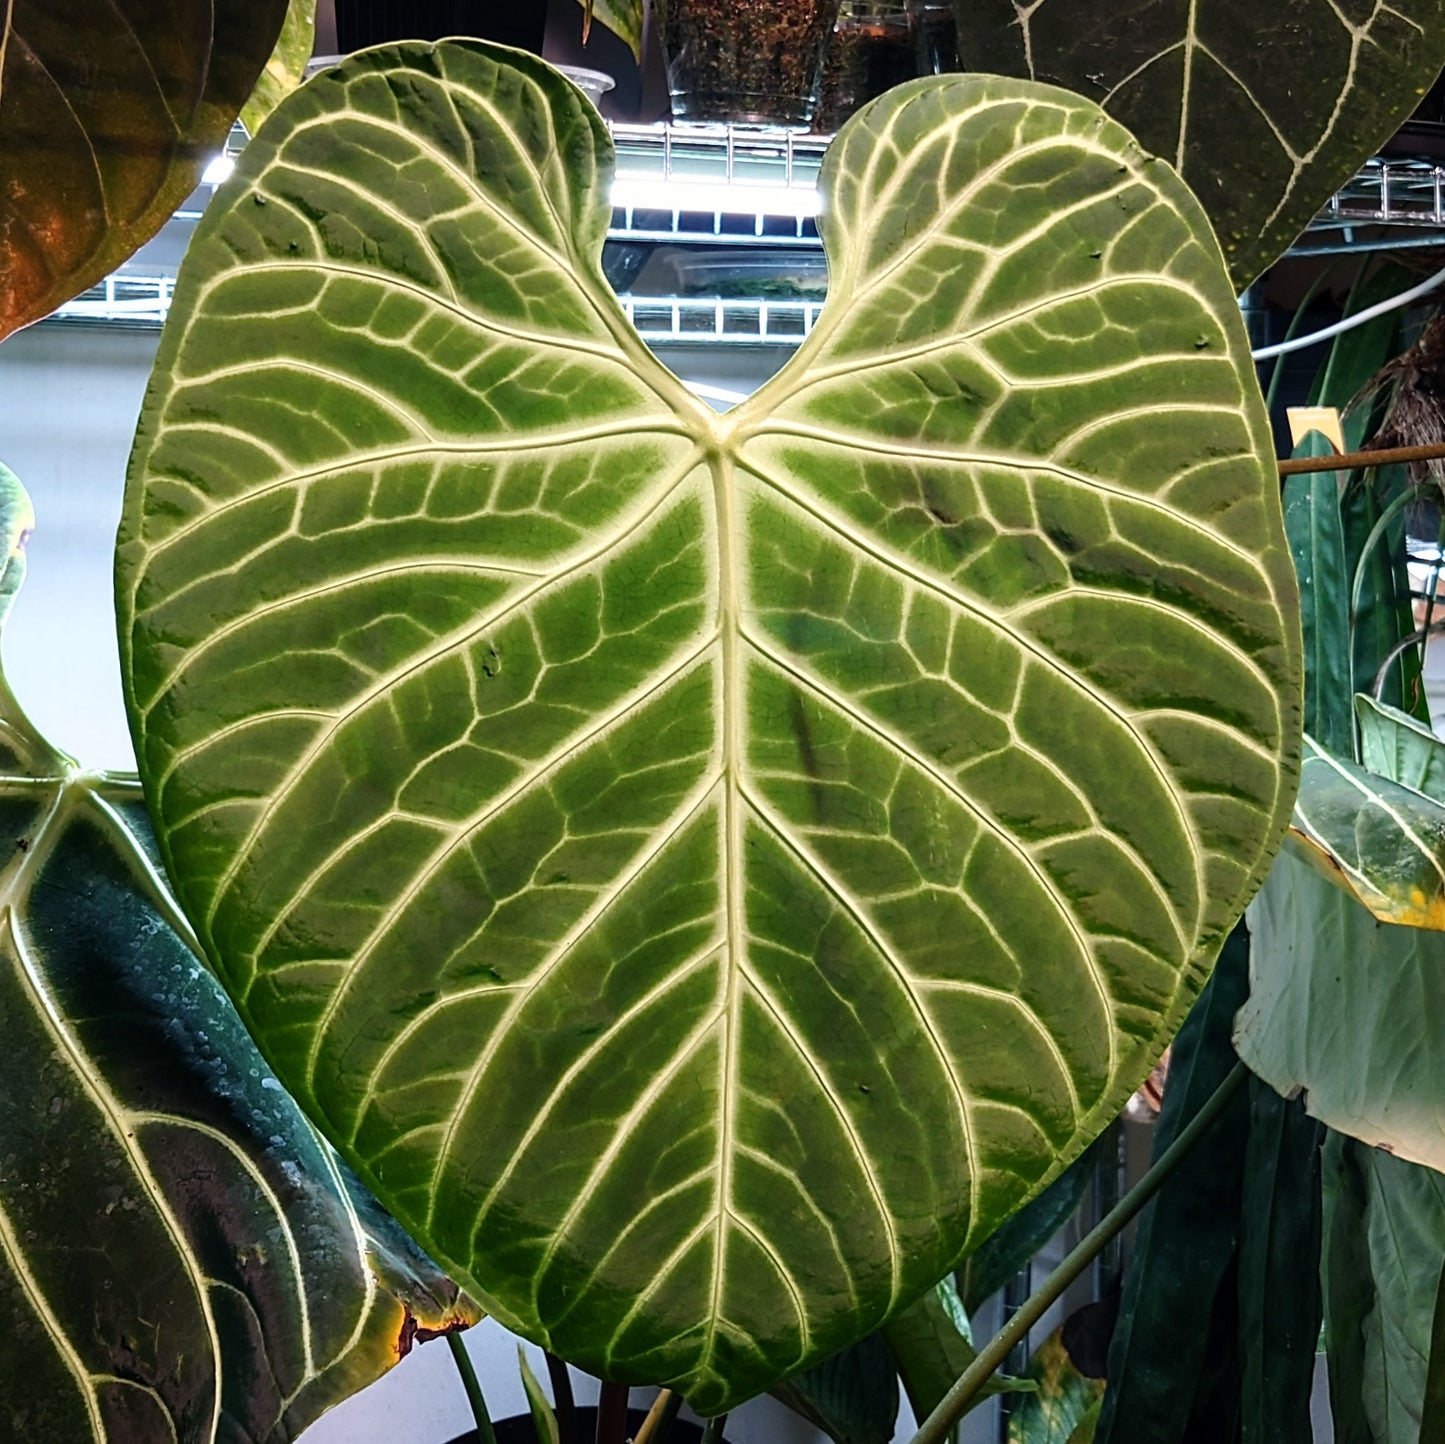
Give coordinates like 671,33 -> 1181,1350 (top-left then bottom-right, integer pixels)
42,126 -> 1445,340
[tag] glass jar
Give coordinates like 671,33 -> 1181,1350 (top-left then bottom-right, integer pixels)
655,0 -> 846,127
814,1 -> 915,134
907,0 -> 960,74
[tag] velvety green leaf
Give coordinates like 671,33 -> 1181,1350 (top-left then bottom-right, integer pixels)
1237,1079 -> 1322,1444
116,43 -> 1301,1409
960,1137 -> 1105,1317
771,1332 -> 898,1444
1321,1130 -> 1374,1444
241,0 -> 319,138
950,0 -> 1445,290
1286,735 -> 1445,928
1095,927 -> 1251,1444
1067,1398 -> 1101,1444
1283,432 -> 1352,756
519,1346 -> 563,1444
1007,1322 -> 1104,1444
577,0 -> 643,61
1356,694 -> 1445,803
0,463 -> 479,1440
0,0 -> 289,338
1239,848 -> 1445,1170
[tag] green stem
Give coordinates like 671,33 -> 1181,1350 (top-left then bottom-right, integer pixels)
906,1060 -> 1251,1444
699,1414 -> 729,1443
446,1331 -> 497,1444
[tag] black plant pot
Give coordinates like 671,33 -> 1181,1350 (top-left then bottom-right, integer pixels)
447,1406 -> 732,1443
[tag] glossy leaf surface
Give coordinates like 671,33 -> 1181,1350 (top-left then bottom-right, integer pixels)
1285,733 -> 1445,928
950,0 -> 1445,290
1239,849 -> 1445,1171
0,0 -> 289,338
0,464 -> 478,1440
118,43 -> 1300,1408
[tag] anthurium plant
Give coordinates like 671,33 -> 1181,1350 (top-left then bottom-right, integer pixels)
113,38 -> 1299,1413
18,0 -> 1445,1437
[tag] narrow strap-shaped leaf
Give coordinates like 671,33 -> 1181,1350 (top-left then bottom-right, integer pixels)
0,0 -> 290,337
1355,693 -> 1445,803
948,0 -> 1445,290
118,42 -> 1300,1409
1320,1131 -> 1374,1444
1237,1080 -> 1322,1444
520,1346 -> 564,1444
1287,734 -> 1445,928
1095,925 -> 1252,1444
1342,465 -> 1422,717
1420,1254 -> 1445,1442
1282,432 -> 1352,755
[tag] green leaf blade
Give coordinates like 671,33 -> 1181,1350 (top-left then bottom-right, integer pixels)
119,48 -> 1301,1410
0,0 -> 291,338
951,0 -> 1445,289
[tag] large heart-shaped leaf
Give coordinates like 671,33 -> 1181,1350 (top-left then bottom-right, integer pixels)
116,43 -> 1301,1409
950,0 -> 1445,290
0,463 -> 479,1436
0,0 -> 289,339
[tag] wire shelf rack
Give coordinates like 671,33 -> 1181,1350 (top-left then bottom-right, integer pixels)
41,128 -> 1445,337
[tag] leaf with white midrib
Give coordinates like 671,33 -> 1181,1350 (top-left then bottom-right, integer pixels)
118,45 -> 1300,1411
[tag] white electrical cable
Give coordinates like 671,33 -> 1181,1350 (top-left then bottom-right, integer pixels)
1250,260 -> 1445,361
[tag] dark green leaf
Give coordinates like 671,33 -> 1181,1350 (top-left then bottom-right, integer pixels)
1008,1321 -> 1105,1444
1237,1079 -> 1322,1444
960,1137 -> 1105,1317
117,44 -> 1301,1409
771,1332 -> 898,1444
1421,1239 -> 1445,1441
1321,1130 -> 1374,1444
1239,849 -> 1445,1170
0,0 -> 290,338
950,0 -> 1445,290
1095,926 -> 1252,1444
241,0 -> 319,138
1282,432 -> 1352,755
1304,265 -> 1407,451
0,461 -> 479,1441
1357,1145 -> 1445,1442
1341,466 -> 1421,717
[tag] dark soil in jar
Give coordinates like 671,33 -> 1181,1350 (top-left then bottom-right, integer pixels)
814,12 -> 915,133
655,0 -> 845,126
446,1408 -> 733,1443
